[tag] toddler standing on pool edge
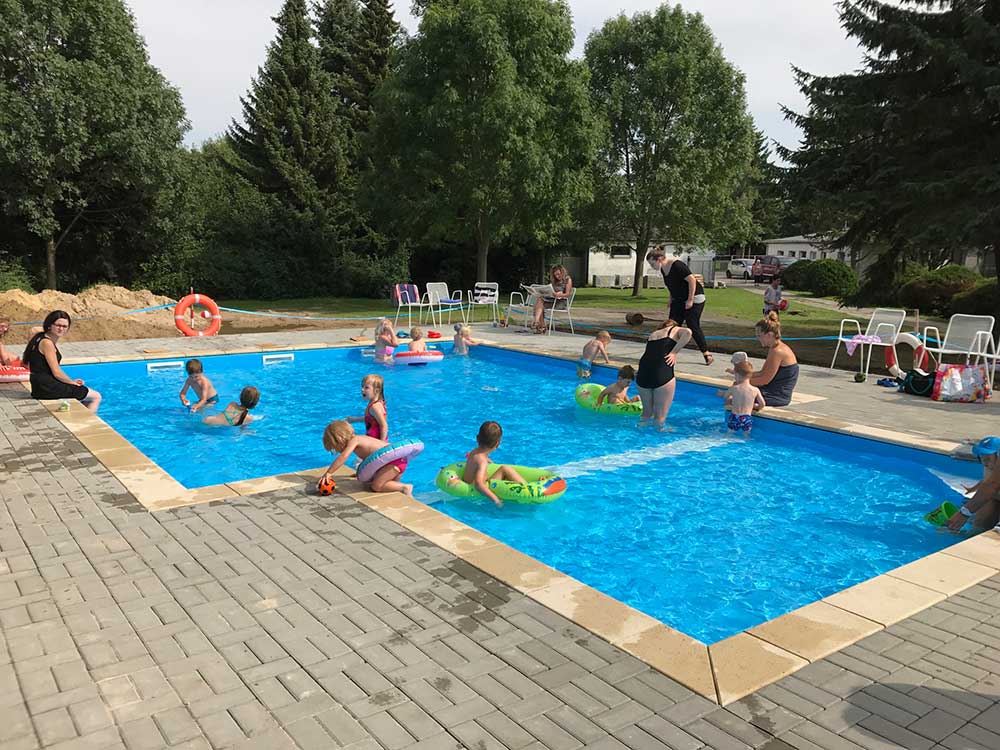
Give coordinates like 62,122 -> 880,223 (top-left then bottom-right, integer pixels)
321,420 -> 413,496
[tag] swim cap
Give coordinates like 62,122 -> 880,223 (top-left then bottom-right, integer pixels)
972,436 -> 1000,457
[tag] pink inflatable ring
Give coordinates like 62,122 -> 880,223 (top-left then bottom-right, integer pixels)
357,439 -> 425,482
394,350 -> 443,366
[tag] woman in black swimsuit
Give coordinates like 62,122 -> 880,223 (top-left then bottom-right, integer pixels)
636,320 -> 692,429
645,246 -> 713,366
22,311 -> 102,413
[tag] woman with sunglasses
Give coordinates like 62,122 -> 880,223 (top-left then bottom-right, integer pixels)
22,311 -> 102,413
645,246 -> 713,365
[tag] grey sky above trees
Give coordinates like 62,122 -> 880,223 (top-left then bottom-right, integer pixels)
126,0 -> 863,152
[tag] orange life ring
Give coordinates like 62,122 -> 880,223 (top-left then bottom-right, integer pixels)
884,332 -> 929,378
174,294 -> 222,337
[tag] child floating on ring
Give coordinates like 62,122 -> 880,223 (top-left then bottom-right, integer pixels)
408,327 -> 427,353
578,331 -> 611,377
347,374 -> 388,440
462,421 -> 527,508
597,365 -> 641,407
453,324 -> 481,356
321,420 -> 413,497
723,362 -> 765,434
374,319 -> 399,363
179,359 -> 219,413
203,386 -> 259,427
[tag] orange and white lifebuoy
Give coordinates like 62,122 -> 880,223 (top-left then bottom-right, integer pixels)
885,332 -> 929,378
174,294 -> 222,337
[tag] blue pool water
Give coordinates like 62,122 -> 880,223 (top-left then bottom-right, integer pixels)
67,345 -> 977,643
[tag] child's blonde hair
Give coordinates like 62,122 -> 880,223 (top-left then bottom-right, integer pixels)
596,330 -> 611,343
323,420 -> 355,452
362,373 -> 385,402
455,324 -> 471,336
734,361 -> 753,379
410,326 -> 423,340
375,318 -> 391,335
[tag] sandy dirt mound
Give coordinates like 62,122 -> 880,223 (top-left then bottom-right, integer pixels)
0,285 -> 361,343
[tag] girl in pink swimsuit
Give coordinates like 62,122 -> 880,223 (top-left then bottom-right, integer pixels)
347,374 -> 388,440
373,319 -> 398,363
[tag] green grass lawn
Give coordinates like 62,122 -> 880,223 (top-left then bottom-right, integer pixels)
223,287 -> 848,333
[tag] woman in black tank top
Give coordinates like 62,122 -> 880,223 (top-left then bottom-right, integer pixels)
635,320 -> 692,429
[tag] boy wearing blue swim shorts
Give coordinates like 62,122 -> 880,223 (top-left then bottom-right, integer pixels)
724,361 -> 765,434
578,331 -> 612,377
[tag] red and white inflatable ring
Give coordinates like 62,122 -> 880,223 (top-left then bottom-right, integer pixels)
393,350 -> 444,365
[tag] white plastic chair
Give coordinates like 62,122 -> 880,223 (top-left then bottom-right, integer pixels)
830,308 -> 907,378
425,282 -> 465,324
923,314 -> 997,382
543,287 -> 577,335
392,283 -> 436,329
467,282 -> 499,325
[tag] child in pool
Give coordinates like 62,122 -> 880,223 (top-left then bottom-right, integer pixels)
374,319 -> 399,362
578,331 -> 611,377
203,386 -> 259,427
462,421 -> 527,509
723,362 -> 765,433
179,359 -> 218,413
320,420 -> 413,496
597,365 -> 641,407
453,324 -> 480,355
347,374 -> 388,440
408,327 -> 427,353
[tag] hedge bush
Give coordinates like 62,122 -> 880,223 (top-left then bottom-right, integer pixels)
780,260 -> 812,290
948,280 -> 997,316
804,258 -> 858,297
898,265 -> 983,315
0,256 -> 34,293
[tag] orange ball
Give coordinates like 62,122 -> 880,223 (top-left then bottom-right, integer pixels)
317,476 -> 336,496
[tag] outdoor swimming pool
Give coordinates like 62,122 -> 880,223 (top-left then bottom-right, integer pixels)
66,345 -> 978,643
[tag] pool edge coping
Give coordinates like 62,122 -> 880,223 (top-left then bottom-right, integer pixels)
41,339 -> 1000,706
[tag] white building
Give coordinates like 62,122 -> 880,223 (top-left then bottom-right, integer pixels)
763,235 -> 849,264
585,241 -> 715,287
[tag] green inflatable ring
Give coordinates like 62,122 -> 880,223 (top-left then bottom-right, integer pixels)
435,463 -> 567,504
574,383 -> 642,416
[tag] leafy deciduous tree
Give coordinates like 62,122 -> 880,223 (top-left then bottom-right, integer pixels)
370,0 -> 597,281
0,0 -> 187,289
585,5 -> 756,295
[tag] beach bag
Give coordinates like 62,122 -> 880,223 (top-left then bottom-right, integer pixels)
931,363 -> 992,403
899,369 -> 934,397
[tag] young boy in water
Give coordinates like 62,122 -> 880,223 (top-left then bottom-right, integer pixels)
578,331 -> 612,377
462,421 -> 526,509
179,359 -> 218,413
408,327 -> 427,353
596,365 -> 641,406
724,361 -> 765,433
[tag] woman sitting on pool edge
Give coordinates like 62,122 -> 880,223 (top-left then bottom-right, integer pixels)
750,312 -> 798,408
203,386 -> 259,427
22,311 -> 102,413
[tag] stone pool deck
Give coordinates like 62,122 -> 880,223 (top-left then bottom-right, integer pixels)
0,327 -> 998,749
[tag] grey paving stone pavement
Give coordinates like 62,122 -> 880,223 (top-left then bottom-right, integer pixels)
2,330 -> 1000,748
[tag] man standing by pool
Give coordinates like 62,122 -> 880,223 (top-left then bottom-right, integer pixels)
645,246 -> 713,366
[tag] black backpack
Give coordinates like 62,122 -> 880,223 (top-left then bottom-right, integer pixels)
899,369 -> 934,397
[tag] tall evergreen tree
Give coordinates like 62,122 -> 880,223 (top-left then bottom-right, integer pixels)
227,0 -> 348,230
0,0 -> 187,290
783,0 -> 1000,316
314,0 -> 363,127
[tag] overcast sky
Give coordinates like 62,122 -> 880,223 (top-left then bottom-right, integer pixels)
125,0 -> 864,153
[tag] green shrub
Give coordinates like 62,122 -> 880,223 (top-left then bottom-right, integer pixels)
899,264 -> 983,315
780,260 -> 813,290
948,280 -> 997,316
804,258 -> 858,297
0,256 -> 35,292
